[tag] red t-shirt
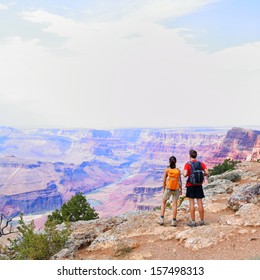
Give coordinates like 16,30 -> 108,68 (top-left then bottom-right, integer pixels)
184,160 -> 207,187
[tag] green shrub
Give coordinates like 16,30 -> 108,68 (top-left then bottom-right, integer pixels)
8,215 -> 70,260
6,193 -> 98,259
46,192 -> 99,226
209,159 -> 240,176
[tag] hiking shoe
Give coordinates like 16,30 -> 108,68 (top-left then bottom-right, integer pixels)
187,221 -> 197,227
199,220 -> 205,226
158,217 -> 164,225
171,220 -> 177,227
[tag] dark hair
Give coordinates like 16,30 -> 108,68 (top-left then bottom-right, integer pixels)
169,156 -> 176,169
189,149 -> 197,159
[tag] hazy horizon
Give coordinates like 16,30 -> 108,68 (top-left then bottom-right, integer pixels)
1,124 -> 260,131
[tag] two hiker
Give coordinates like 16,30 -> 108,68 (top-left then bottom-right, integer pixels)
158,149 -> 209,227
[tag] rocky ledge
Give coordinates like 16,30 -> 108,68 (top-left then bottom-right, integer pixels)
52,162 -> 260,260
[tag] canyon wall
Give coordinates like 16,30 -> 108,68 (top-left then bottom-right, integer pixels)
0,126 -> 259,217
213,127 -> 260,162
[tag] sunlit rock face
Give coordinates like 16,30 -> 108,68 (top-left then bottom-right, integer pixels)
251,135 -> 260,161
212,127 -> 260,162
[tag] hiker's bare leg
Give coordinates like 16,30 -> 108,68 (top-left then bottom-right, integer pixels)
172,199 -> 178,219
160,200 -> 167,217
189,198 -> 195,220
197,198 -> 204,220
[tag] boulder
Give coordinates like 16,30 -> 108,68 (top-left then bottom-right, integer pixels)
223,171 -> 242,182
228,183 -> 260,211
51,216 -> 126,259
208,170 -> 241,183
204,179 -> 235,195
175,225 -> 237,250
219,204 -> 260,226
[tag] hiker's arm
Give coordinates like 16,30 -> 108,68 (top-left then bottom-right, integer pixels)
163,169 -> 168,189
183,163 -> 188,177
178,175 -> 182,187
201,162 -> 209,177
204,168 -> 209,177
178,169 -> 182,194
179,177 -> 182,195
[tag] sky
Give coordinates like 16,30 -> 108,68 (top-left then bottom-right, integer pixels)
0,0 -> 260,129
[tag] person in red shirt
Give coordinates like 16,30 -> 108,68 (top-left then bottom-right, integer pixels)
183,149 -> 209,227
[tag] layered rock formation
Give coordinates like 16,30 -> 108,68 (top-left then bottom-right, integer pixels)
213,127 -> 260,162
251,135 -> 260,161
0,126 -> 259,217
0,156 -> 122,216
0,183 -> 62,216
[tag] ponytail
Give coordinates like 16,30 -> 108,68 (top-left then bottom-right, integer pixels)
169,156 -> 176,169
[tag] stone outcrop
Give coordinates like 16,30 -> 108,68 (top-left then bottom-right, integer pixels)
52,216 -> 127,259
204,179 -> 236,195
208,170 -> 242,183
219,203 -> 260,226
204,170 -> 242,196
228,183 -> 260,211
251,135 -> 260,161
213,127 -> 260,162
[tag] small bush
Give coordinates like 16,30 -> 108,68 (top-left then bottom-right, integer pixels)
8,215 -> 70,260
209,159 -> 240,176
46,192 -> 99,226
4,193 -> 98,260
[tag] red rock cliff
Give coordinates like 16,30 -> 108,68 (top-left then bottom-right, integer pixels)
212,127 -> 260,162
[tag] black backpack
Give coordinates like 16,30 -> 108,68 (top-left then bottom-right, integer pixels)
188,161 -> 204,185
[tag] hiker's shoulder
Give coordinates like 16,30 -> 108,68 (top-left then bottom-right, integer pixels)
200,161 -> 207,168
164,167 -> 170,173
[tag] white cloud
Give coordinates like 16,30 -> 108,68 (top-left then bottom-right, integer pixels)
124,0 -> 221,22
0,1 -> 259,129
0,4 -> 8,10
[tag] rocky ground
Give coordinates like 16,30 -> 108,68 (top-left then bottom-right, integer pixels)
52,162 -> 260,260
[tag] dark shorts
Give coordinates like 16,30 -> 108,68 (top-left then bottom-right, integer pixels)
186,185 -> 205,199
